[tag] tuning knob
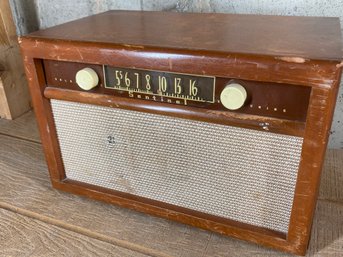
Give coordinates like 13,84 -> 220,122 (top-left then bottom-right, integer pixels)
75,68 -> 99,90
220,83 -> 247,110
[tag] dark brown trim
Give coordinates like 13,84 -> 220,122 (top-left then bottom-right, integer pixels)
44,87 -> 306,137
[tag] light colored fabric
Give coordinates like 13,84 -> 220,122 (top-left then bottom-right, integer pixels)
51,99 -> 303,233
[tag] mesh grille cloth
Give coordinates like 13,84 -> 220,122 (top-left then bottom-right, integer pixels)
51,99 -> 303,233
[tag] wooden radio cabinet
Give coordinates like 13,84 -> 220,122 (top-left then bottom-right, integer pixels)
19,11 -> 342,255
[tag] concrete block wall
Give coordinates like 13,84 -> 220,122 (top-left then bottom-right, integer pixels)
9,0 -> 343,148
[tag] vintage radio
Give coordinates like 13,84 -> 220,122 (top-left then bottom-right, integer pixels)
19,11 -> 342,255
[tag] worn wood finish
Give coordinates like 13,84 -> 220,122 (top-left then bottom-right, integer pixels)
44,87 -> 306,137
26,11 -> 342,61
0,131 -> 343,256
288,75 -> 342,254
0,0 -> 31,119
19,11 -> 343,255
43,59 -> 312,122
22,59 -> 65,182
19,37 -> 340,89
58,178 -> 287,238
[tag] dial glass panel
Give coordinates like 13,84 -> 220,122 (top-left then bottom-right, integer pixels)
104,66 -> 215,103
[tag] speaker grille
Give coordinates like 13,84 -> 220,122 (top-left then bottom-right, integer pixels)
51,99 -> 303,233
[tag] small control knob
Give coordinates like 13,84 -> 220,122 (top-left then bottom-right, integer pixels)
220,83 -> 247,110
75,68 -> 99,90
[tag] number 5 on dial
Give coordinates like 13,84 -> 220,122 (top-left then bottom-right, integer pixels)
115,70 -> 122,86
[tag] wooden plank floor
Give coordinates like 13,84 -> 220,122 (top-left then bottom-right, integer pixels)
0,208 -> 148,257
0,110 -> 343,256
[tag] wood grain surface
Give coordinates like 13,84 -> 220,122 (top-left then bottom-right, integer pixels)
27,11 -> 342,61
0,208 -> 149,257
0,0 -> 31,119
0,110 -> 40,142
319,150 -> 343,203
0,113 -> 343,256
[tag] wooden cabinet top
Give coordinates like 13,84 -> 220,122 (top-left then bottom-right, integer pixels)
26,10 -> 342,61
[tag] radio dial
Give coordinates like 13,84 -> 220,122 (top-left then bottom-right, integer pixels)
220,83 -> 247,110
75,68 -> 99,90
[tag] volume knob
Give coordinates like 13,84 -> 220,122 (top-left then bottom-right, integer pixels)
75,68 -> 99,90
220,83 -> 247,110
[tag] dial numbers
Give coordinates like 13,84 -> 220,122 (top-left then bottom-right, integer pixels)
104,66 -> 215,103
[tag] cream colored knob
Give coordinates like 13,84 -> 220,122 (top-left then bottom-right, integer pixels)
75,68 -> 99,90
220,83 -> 247,110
